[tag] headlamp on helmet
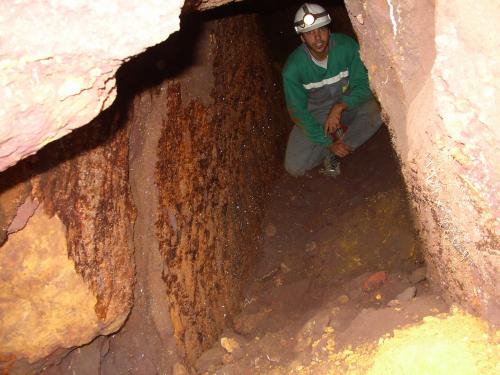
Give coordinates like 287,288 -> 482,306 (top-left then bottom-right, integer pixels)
303,12 -> 316,26
294,3 -> 332,34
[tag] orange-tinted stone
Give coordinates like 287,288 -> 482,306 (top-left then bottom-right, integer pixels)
363,271 -> 387,291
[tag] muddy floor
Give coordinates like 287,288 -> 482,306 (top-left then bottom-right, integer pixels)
191,126 -> 455,374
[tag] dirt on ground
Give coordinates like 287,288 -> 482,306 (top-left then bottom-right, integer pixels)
188,127 -> 499,375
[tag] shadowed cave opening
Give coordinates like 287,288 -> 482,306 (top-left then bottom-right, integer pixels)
2,1 -> 498,375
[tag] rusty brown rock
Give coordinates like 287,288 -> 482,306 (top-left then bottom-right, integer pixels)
0,102 -> 135,372
31,109 -> 135,325
363,271 -> 387,291
156,14 -> 288,363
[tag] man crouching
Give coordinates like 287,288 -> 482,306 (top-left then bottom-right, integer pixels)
283,2 -> 382,177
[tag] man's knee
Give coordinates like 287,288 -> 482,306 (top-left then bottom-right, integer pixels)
284,126 -> 311,176
358,99 -> 382,127
342,99 -> 383,150
361,98 -> 379,112
284,158 -> 306,177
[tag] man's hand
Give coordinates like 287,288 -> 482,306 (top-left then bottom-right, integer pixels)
324,102 -> 347,136
330,139 -> 352,157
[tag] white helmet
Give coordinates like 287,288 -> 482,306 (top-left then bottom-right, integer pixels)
294,3 -> 331,34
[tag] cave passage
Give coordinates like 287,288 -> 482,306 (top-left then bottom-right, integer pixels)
54,2 -> 443,374
181,3 -> 452,373
3,1 -> 497,375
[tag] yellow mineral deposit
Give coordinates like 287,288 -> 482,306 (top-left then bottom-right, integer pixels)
0,207 -> 100,362
292,309 -> 499,375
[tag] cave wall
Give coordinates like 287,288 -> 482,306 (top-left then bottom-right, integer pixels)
155,14 -> 287,362
0,7 -> 287,373
344,0 -> 499,324
0,108 -> 135,374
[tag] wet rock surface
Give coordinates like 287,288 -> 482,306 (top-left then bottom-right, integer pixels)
32,111 -> 135,325
156,13 -> 287,364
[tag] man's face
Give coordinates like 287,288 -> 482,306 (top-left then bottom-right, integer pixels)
300,26 -> 330,59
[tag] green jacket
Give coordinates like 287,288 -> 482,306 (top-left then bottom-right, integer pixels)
282,33 -> 374,145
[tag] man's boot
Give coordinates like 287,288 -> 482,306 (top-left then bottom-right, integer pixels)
320,153 -> 341,177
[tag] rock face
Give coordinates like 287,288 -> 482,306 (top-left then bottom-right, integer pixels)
0,207 -> 99,365
155,14 -> 287,363
0,7 -> 287,373
345,0 -> 499,323
0,0 -> 184,172
32,110 -> 136,327
0,104 -> 135,373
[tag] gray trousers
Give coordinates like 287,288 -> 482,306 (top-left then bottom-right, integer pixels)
284,99 -> 382,176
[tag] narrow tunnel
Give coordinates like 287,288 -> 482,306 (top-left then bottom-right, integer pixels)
0,1 -> 498,374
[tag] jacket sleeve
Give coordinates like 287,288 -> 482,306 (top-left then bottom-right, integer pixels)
340,38 -> 373,109
283,68 -> 332,146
